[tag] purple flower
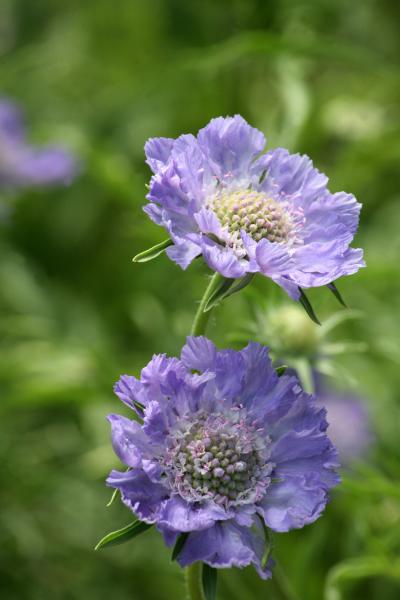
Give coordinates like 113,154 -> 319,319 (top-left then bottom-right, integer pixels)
316,381 -> 373,466
0,99 -> 78,189
144,115 -> 364,299
107,337 -> 339,578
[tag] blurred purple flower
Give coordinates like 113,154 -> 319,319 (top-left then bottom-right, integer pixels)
144,115 -> 364,299
107,336 -> 339,578
0,99 -> 78,189
317,381 -> 373,466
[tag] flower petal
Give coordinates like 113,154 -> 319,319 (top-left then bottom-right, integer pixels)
176,520 -> 273,579
108,414 -> 157,468
197,115 -> 266,182
181,336 -> 217,372
157,496 -> 230,532
107,468 -> 168,523
255,238 -> 294,276
145,137 -> 174,172
201,237 -> 247,278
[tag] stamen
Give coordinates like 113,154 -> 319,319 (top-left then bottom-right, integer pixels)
163,411 -> 273,507
210,190 -> 292,246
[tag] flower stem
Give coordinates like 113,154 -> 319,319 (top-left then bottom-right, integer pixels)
191,272 -> 224,337
185,275 -> 223,596
185,563 -> 205,600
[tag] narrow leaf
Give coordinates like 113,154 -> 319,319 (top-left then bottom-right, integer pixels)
275,365 -> 288,377
260,523 -> 274,570
204,276 -> 235,312
327,282 -> 347,307
298,288 -> 321,325
132,239 -> 173,263
171,532 -> 189,561
202,564 -> 218,600
106,488 -> 119,508
204,273 -> 254,312
222,273 -> 254,301
95,521 -> 152,550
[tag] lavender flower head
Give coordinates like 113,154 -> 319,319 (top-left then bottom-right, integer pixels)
144,116 -> 364,299
0,99 -> 78,189
317,382 -> 373,466
107,337 -> 339,577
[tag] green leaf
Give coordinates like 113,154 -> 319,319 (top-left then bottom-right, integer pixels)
204,273 -> 254,312
95,520 -> 152,550
204,277 -> 235,312
275,365 -> 288,377
298,288 -> 321,325
202,563 -> 218,600
260,522 -> 274,570
171,532 -> 189,561
327,282 -> 347,308
132,239 -> 173,263
325,556 -> 400,600
106,488 -> 119,508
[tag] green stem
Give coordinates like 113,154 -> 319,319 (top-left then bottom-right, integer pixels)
184,275 -> 223,598
191,272 -> 224,336
185,563 -> 204,600
274,562 -> 301,600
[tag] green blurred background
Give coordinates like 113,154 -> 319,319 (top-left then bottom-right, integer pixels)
1,1 -> 400,598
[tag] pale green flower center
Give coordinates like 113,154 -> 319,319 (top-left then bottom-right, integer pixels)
212,190 -> 291,243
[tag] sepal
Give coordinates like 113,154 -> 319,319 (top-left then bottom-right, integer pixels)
95,520 -> 152,550
298,288 -> 321,325
202,563 -> 218,600
132,238 -> 173,263
260,521 -> 274,570
204,273 -> 254,312
275,365 -> 288,377
327,282 -> 347,307
171,532 -> 189,561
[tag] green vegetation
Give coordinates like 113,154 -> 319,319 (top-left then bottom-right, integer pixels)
1,1 -> 400,598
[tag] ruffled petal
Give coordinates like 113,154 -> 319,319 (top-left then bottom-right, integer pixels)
201,237 -> 247,278
157,496 -> 230,532
304,191 -> 361,239
197,115 -> 266,183
166,239 -> 201,269
207,349 -> 246,405
145,137 -> 174,172
107,468 -> 168,523
176,520 -> 273,579
114,374 -> 144,413
194,207 -> 225,240
258,473 -> 332,532
139,354 -> 187,403
260,148 -> 328,203
237,342 -> 277,409
181,336 -> 217,372
108,414 -> 158,468
255,238 -> 294,276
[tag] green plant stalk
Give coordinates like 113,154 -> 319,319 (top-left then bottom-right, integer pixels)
185,274 -> 223,599
185,562 -> 204,600
190,272 -> 224,336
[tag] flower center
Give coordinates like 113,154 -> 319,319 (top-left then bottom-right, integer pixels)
164,412 -> 273,507
211,190 -> 291,244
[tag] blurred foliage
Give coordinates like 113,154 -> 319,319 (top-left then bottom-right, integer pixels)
1,0 -> 400,598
